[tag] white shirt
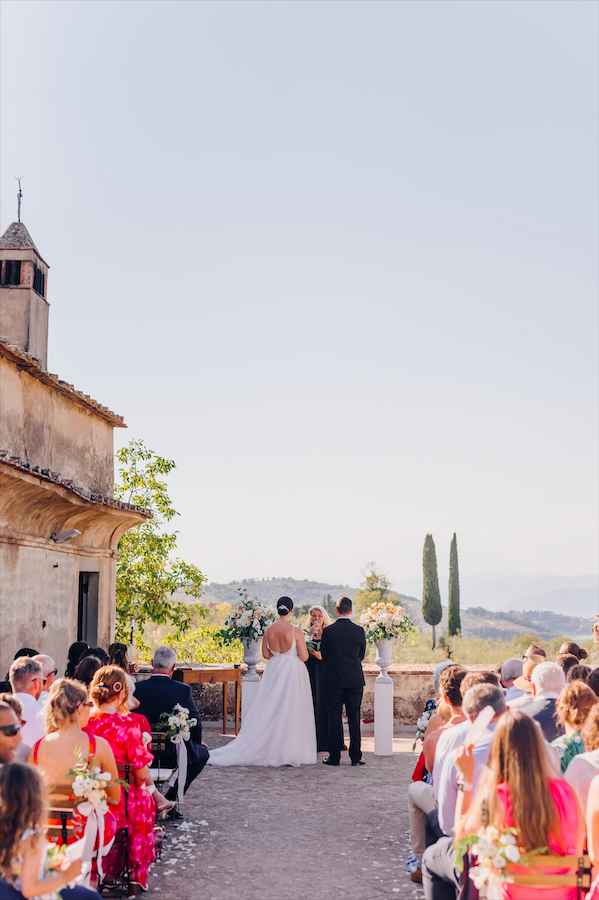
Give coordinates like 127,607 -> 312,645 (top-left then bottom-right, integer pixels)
437,722 -> 498,836
432,719 -> 471,799
564,749 -> 599,809
38,691 -> 50,709
14,692 -> 46,750
508,691 -> 534,710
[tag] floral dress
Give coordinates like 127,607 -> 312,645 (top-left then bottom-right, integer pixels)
84,712 -> 155,887
551,730 -> 584,774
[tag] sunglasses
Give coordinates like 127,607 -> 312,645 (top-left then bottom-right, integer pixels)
44,668 -> 59,681
0,724 -> 21,737
80,701 -> 93,708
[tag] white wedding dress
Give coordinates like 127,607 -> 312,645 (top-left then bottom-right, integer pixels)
208,625 -> 317,767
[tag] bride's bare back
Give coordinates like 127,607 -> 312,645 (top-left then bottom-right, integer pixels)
263,617 -> 309,661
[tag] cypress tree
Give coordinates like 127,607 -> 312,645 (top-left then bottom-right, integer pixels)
422,533 -> 442,649
448,533 -> 461,637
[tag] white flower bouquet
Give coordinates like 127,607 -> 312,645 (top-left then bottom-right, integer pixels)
219,590 -> 277,647
359,601 -> 416,643
66,747 -> 113,817
158,703 -> 197,744
455,826 -> 547,896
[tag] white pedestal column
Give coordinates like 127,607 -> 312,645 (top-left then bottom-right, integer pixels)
241,678 -> 260,722
374,638 -> 395,756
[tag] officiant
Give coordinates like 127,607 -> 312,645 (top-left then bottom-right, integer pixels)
305,605 -> 332,752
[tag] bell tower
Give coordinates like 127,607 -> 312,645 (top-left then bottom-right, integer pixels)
0,220 -> 50,370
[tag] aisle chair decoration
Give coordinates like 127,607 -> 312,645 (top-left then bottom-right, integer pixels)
66,747 -> 116,885
157,703 -> 197,804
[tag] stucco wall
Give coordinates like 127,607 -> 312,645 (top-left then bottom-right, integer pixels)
0,540 -> 115,677
0,357 -> 114,495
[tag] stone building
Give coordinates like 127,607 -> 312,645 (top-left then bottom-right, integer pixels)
0,220 -> 150,675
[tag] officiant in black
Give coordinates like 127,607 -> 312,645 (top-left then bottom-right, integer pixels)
304,605 -> 332,752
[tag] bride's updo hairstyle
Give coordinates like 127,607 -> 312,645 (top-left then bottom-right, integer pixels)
276,597 -> 294,617
90,665 -> 127,706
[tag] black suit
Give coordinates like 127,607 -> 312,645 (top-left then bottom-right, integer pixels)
134,675 -> 209,798
523,695 -> 564,743
320,617 -> 366,763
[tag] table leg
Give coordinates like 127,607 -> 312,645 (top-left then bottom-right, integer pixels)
222,681 -> 228,735
235,674 -> 241,735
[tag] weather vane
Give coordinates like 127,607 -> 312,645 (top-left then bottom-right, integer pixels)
14,176 -> 23,222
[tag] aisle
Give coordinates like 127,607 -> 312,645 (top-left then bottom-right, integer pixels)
151,723 -> 425,900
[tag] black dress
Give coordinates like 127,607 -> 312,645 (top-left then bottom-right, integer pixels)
306,647 -> 328,752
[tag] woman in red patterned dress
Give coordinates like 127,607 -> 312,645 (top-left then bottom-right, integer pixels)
85,666 -> 156,897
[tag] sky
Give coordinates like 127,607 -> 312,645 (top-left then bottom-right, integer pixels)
1,0 -> 598,594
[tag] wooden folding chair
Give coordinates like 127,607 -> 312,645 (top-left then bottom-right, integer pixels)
46,784 -> 77,846
148,730 -> 179,821
508,854 -> 592,900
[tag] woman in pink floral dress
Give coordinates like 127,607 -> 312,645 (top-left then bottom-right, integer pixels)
85,666 -> 156,897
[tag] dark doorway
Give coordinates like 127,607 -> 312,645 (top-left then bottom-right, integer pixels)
78,572 -> 99,645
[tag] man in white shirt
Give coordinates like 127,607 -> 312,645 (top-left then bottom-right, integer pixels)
500,657 -> 525,702
33,654 -> 57,709
507,653 -> 546,710
9,656 -> 46,759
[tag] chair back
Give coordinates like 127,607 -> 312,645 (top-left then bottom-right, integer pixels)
508,854 -> 591,897
46,784 -> 78,846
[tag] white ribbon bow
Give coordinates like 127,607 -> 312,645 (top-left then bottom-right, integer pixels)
166,732 -> 189,803
76,805 -> 106,887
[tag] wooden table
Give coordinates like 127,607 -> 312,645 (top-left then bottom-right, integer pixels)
173,664 -> 242,736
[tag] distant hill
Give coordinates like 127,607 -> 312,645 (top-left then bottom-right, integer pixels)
502,587 -> 598,618
196,577 -> 594,642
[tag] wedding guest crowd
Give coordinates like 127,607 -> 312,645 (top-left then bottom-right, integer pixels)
0,639 -> 210,900
406,637 -> 598,900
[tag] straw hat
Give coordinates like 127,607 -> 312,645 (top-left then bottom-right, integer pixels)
513,653 -> 546,692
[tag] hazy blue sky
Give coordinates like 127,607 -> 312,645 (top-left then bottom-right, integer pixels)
2,0 -> 597,594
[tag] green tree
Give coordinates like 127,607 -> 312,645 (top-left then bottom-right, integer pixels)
422,534 -> 442,649
353,562 -> 394,615
322,593 -> 336,618
448,533 -> 461,636
114,440 -> 207,646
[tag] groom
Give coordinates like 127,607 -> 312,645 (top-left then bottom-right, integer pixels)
320,596 -> 367,766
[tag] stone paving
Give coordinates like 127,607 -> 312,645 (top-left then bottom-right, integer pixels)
151,723 -> 425,900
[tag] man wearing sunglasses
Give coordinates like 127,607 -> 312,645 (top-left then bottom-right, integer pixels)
9,656 -> 46,757
0,702 -> 21,766
33,654 -> 57,708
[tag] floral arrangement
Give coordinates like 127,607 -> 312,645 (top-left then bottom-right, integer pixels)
66,747 -> 113,817
413,703 -> 436,751
359,602 -> 416,643
44,843 -> 68,874
158,703 -> 197,743
219,590 -> 277,647
455,826 -> 547,894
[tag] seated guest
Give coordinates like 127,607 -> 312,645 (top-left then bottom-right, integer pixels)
552,680 -> 596,772
108,642 -> 137,674
557,653 -> 582,680
32,656 -> 57,709
565,701 -> 599,809
568,663 -> 591,684
524,661 -> 566,742
134,646 -> 209,801
1,650 -> 39,693
586,774 -> 599,899
0,763 -> 102,900
436,684 -> 507,839
508,653 -> 546,710
0,702 -> 22,766
524,643 -> 546,660
85,666 -> 156,895
500,658 -> 525,701
73,655 -> 102,687
432,670 -> 502,792
65,641 -> 89,678
408,666 -> 466,884
8,658 -> 45,759
28,678 -> 118,869
452,711 -> 584,900
589,667 -> 599,698
79,647 -> 109,666
422,662 -> 459,738
559,641 -> 589,661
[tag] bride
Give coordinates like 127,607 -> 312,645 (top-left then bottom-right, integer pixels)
208,597 -> 317,767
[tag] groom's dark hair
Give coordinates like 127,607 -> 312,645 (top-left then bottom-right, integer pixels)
337,597 -> 352,615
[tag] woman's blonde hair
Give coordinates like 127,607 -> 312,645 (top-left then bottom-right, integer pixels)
90,665 -> 128,707
555,680 -> 596,730
482,710 -> 574,852
45,677 -> 88,733
0,763 -> 46,881
309,605 -> 332,627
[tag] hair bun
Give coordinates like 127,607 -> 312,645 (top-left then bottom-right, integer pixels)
580,648 -> 589,659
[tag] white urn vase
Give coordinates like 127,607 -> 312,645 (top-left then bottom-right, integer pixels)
243,638 -> 261,682
375,638 -> 396,683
